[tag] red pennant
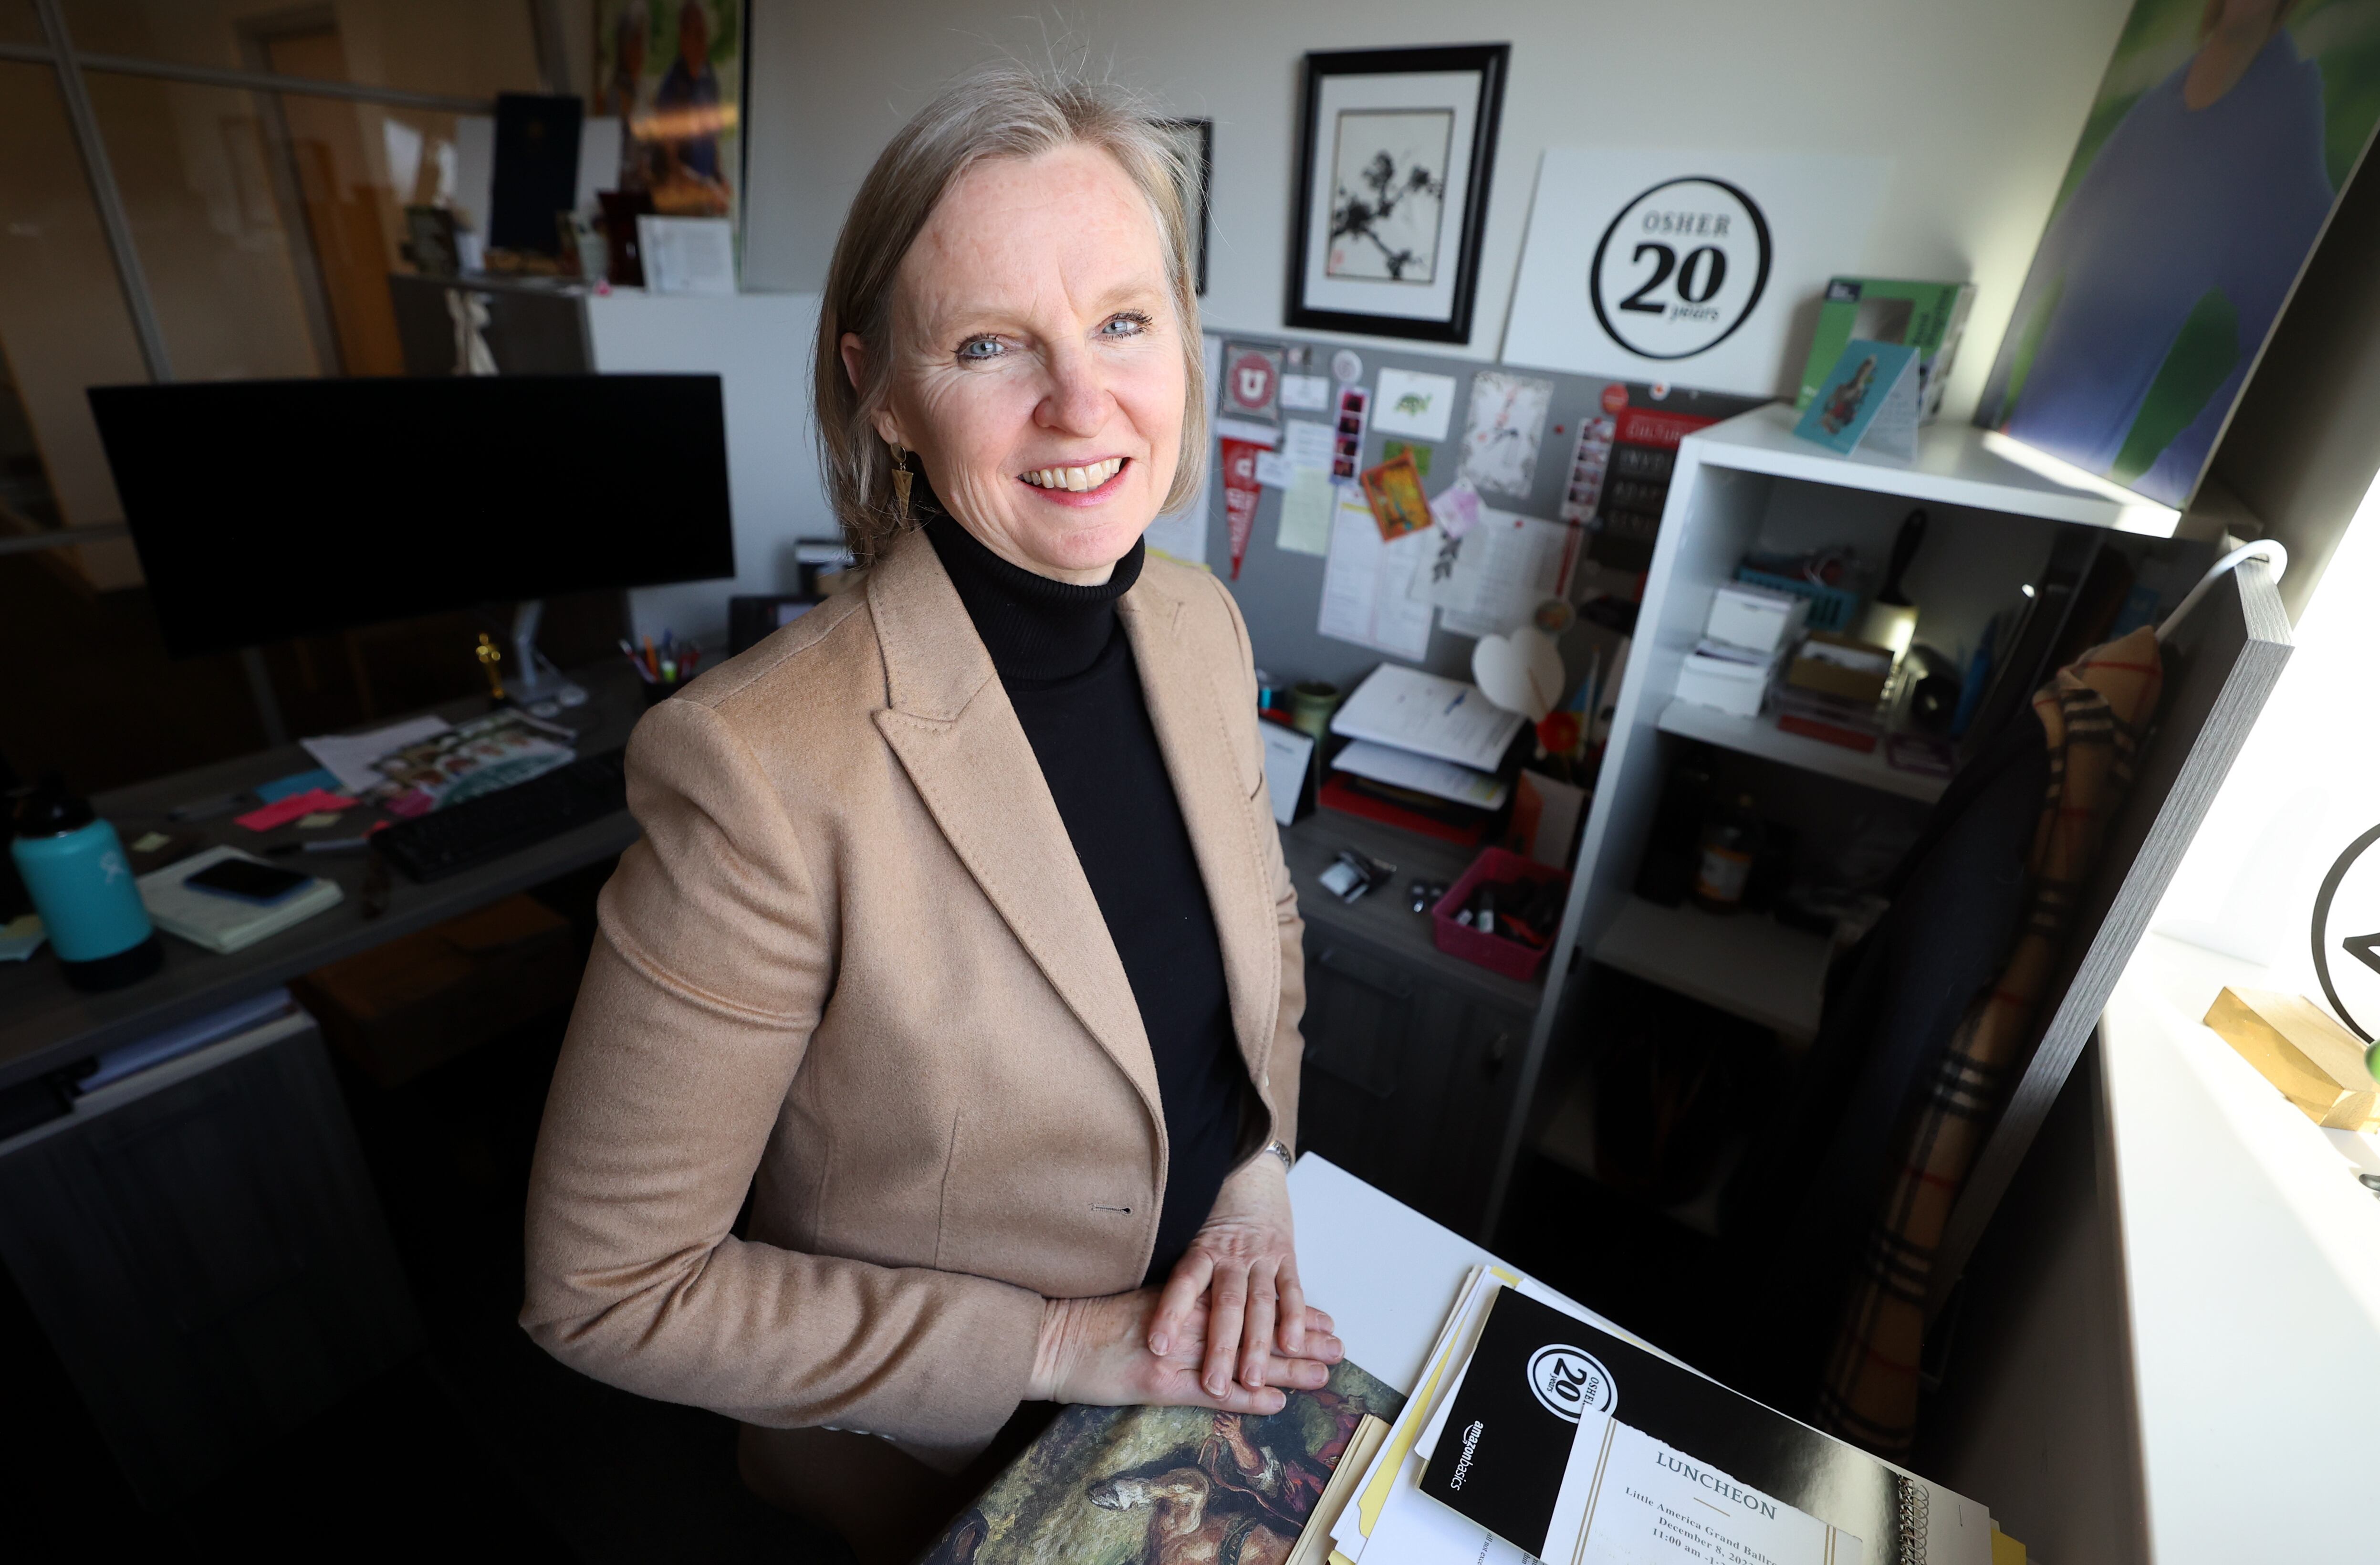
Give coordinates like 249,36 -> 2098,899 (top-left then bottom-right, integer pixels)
1220,438 -> 1263,581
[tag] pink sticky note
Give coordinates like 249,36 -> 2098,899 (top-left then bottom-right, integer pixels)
234,788 -> 358,831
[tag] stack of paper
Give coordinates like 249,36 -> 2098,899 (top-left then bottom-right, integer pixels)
1329,1269 -> 1998,1565
1323,665 -> 1525,838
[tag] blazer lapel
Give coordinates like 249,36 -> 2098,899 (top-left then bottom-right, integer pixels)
866,532 -> 1164,1131
1119,579 -> 1283,1086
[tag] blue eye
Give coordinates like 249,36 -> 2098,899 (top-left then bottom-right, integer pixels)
958,336 -> 1003,361
1099,313 -> 1150,338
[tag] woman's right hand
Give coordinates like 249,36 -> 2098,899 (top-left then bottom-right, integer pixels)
1030,1288 -> 1342,1414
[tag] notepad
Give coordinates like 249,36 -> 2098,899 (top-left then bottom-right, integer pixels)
139,846 -> 343,954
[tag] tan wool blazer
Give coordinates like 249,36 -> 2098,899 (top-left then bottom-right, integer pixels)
521,525 -> 1306,1475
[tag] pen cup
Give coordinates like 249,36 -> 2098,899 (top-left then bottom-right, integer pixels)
1289,681 -> 1340,740
642,676 -> 677,707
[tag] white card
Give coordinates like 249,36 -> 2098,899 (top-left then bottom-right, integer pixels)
1280,372 -> 1332,410
1372,368 -> 1459,441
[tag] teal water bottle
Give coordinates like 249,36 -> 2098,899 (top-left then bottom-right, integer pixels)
11,775 -> 163,991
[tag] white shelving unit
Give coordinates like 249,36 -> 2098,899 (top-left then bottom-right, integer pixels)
1590,895 -> 1833,1042
1658,403 -> 2184,536
1654,697 -> 1949,804
1483,399 -> 2244,1238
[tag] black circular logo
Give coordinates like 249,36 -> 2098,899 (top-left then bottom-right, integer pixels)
2312,824 -> 2380,1045
1524,1343 -> 1615,1424
1588,177 -> 1773,362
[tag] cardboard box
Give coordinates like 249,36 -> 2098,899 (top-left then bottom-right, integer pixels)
293,894 -> 581,1088
1786,631 -> 1893,705
1674,641 -> 1774,719
1705,583 -> 1809,658
1795,277 -> 1977,423
2203,987 -> 2380,1130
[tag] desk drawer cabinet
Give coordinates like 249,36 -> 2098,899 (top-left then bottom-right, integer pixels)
0,1008 -> 418,1503
1294,926 -> 1528,1237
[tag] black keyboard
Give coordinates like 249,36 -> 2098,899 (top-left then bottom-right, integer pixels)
374,748 -> 629,882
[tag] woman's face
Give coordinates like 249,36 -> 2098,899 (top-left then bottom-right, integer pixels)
852,143 -> 1184,584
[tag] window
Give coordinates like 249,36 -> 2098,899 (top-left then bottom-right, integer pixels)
0,0 -> 553,552
0,0 -> 565,739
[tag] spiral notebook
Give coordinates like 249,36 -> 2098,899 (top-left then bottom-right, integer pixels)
138,847 -> 343,955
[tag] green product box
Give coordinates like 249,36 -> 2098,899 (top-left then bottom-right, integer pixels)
1795,277 -> 1976,424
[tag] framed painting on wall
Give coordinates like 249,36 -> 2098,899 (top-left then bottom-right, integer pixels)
1974,0 -> 2380,508
1287,44 -> 1509,344
1154,117 -> 1213,295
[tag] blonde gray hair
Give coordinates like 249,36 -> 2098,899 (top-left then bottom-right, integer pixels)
813,63 -> 1208,563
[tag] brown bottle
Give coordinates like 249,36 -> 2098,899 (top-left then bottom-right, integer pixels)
1693,793 -> 1760,914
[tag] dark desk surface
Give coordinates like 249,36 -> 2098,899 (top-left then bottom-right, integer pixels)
1281,810 -> 1545,1015
0,665 -> 650,1092
2,669 -> 1546,1086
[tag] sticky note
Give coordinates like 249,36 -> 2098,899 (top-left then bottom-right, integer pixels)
235,789 -> 358,832
255,767 -> 343,803
0,914 -> 44,962
130,831 -> 173,853
295,812 -> 343,829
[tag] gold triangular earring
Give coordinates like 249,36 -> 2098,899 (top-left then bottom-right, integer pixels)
887,439 -> 913,522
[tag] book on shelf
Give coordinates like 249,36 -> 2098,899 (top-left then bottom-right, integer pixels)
1795,277 -> 1977,425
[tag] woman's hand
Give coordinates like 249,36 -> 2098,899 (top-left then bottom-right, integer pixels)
1030,1287 -> 1340,1414
1149,1153 -> 1317,1400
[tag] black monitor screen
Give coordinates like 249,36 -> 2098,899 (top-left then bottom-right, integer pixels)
90,375 -> 736,657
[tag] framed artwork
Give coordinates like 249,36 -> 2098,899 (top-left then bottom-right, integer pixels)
1154,117 -> 1213,295
592,0 -> 746,234
1975,0 -> 2380,507
1288,44 -> 1509,344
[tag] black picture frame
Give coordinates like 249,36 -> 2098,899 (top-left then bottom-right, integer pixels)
1287,44 -> 1508,344
1155,116 -> 1213,295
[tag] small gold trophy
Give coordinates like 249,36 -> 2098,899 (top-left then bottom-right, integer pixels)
475,632 -> 506,702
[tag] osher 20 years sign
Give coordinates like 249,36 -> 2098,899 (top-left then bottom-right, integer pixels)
1590,177 -> 1772,361
1503,149 -> 1887,397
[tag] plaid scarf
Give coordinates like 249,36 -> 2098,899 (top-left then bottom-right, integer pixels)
1814,627 -> 2162,1452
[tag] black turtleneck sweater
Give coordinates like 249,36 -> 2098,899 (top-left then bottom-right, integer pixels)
924,507 -> 1247,1284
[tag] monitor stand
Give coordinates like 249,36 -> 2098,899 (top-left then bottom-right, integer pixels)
507,599 -> 589,714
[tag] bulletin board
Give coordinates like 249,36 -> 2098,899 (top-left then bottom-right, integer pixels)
1186,331 -> 1762,698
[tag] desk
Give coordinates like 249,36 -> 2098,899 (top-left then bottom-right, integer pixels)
0,662 -> 647,1092
1287,1154 -> 2000,1565
1285,1151 -> 1603,1397
0,664 -> 648,1504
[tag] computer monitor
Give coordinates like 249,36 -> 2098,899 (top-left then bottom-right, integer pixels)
89,375 -> 736,673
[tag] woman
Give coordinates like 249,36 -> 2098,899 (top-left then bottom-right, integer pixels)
522,64 -> 1339,1562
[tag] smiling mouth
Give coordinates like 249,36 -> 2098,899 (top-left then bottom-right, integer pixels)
1019,457 -> 1127,494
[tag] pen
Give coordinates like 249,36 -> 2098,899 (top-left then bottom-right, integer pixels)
268,836 -> 374,855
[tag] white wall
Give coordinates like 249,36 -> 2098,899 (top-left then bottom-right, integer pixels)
584,289 -> 831,647
739,0 -> 2134,424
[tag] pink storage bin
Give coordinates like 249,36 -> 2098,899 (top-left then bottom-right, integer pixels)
1430,846 -> 1569,983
